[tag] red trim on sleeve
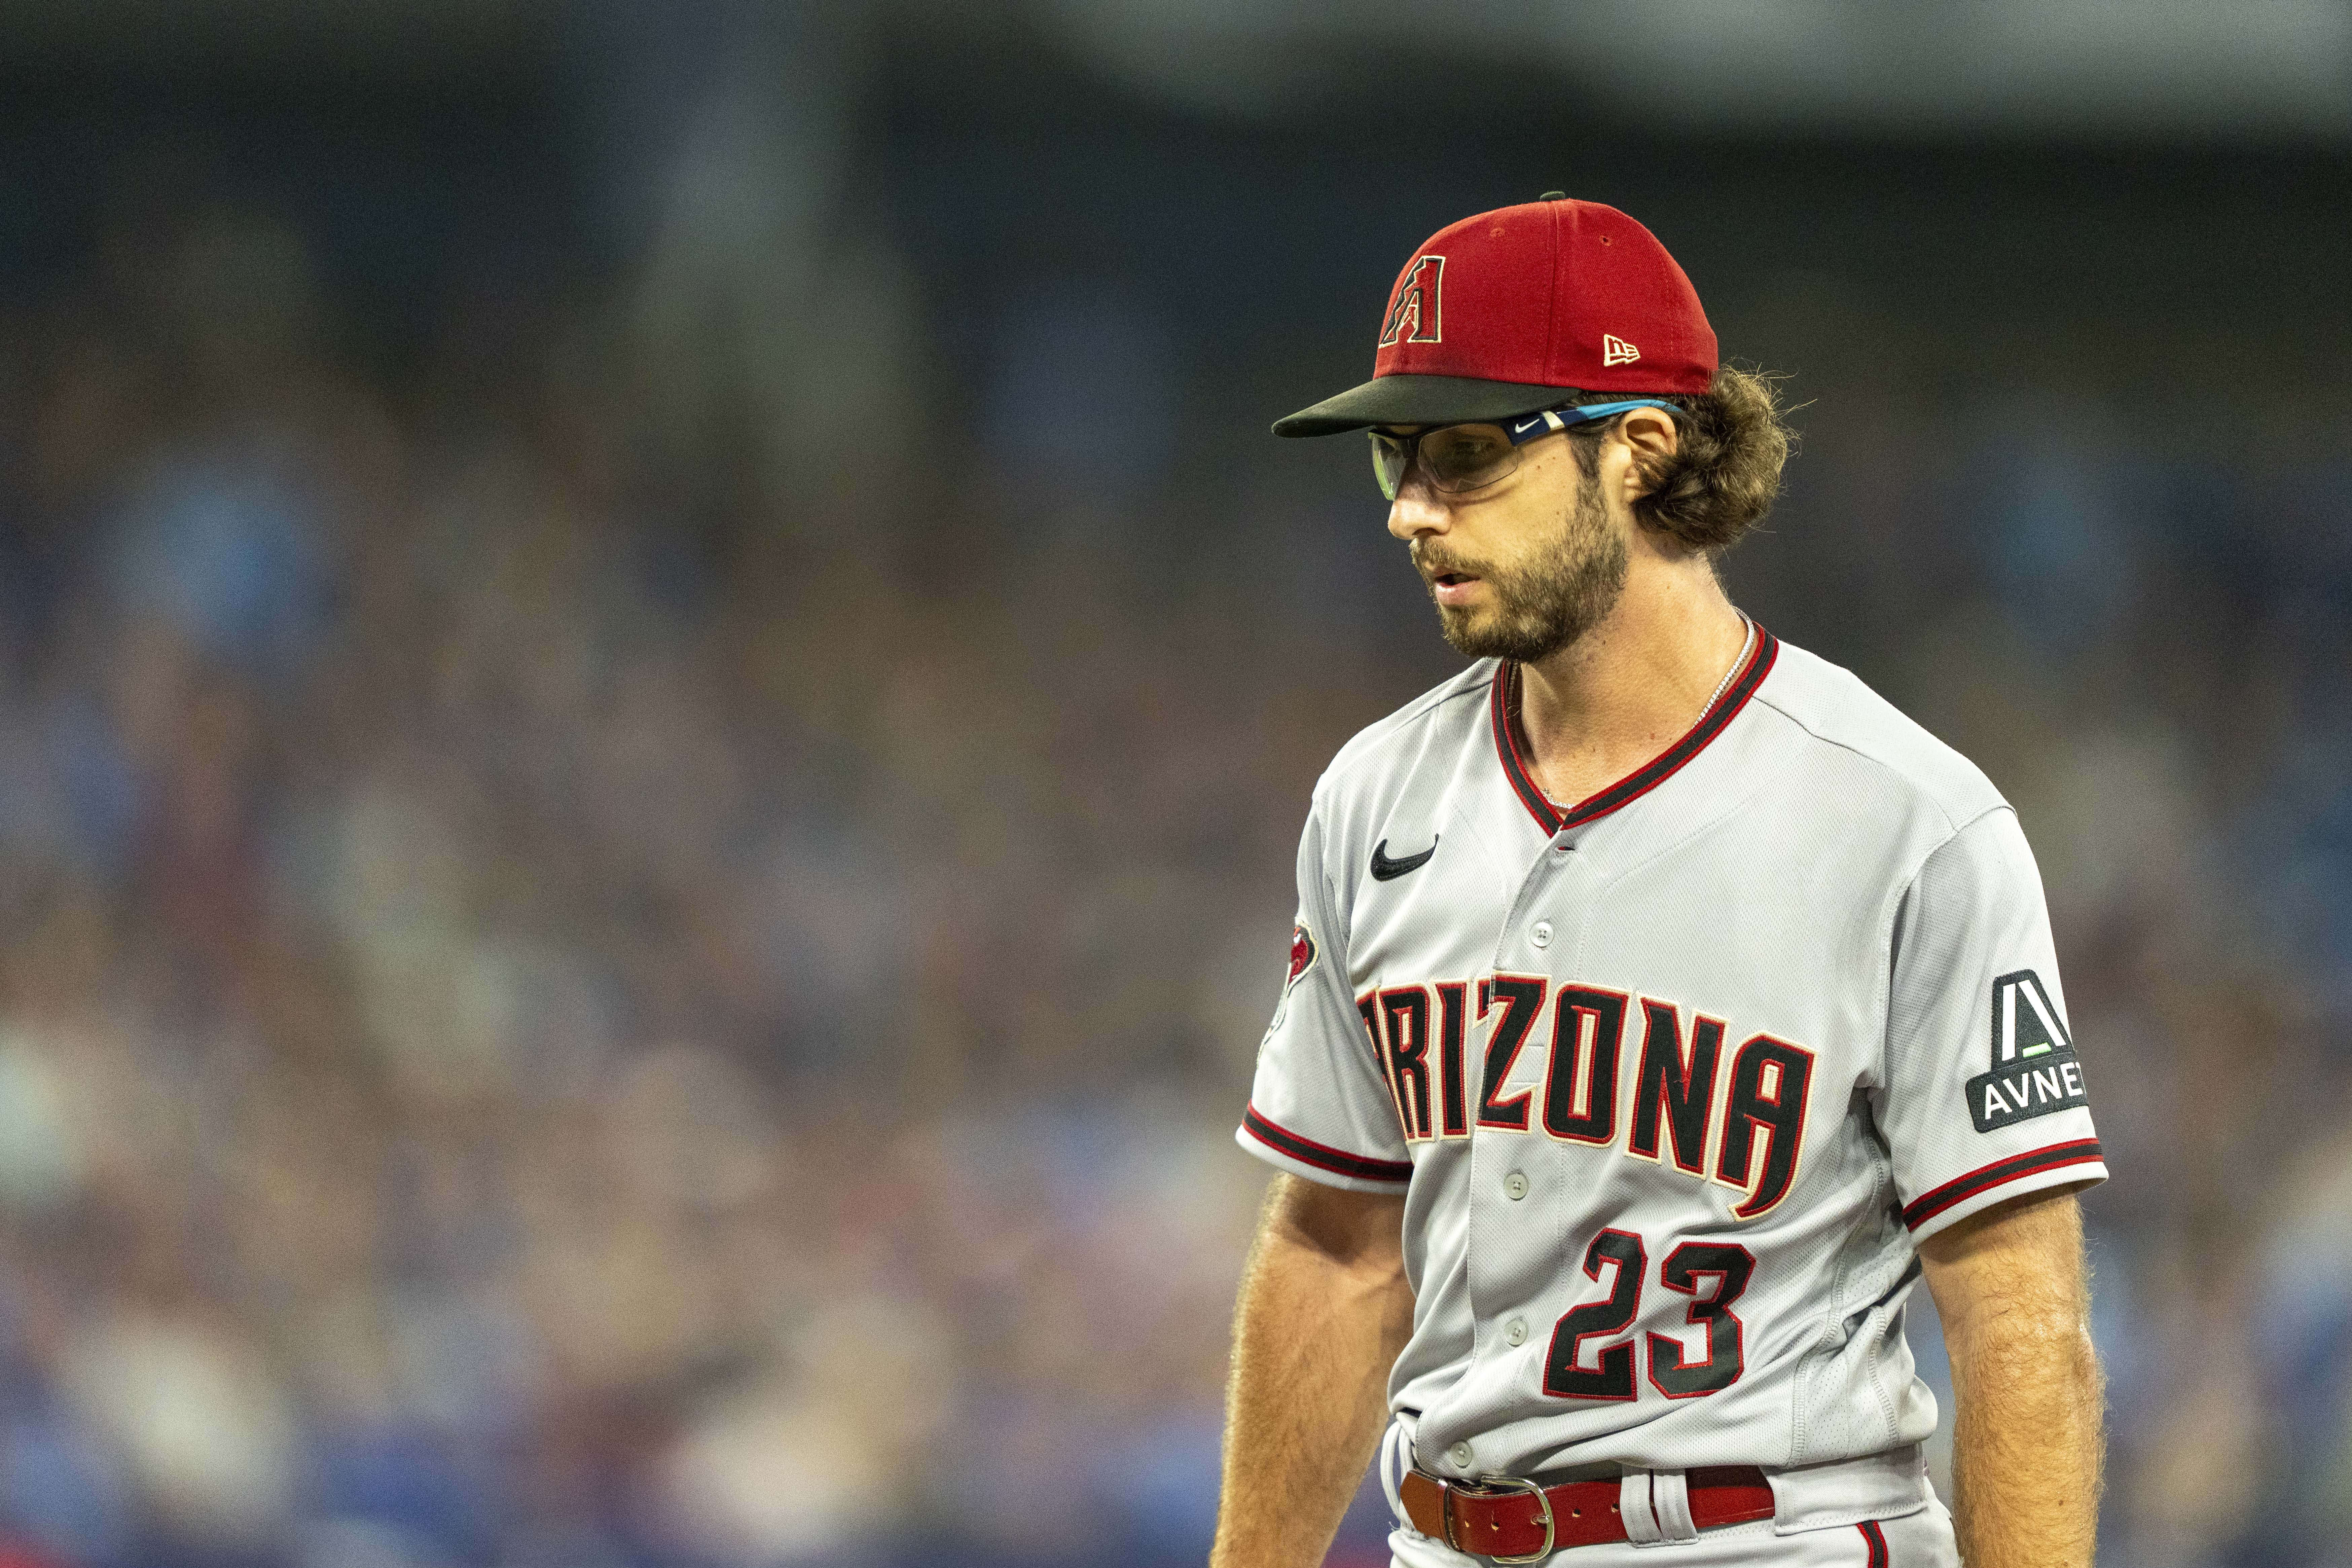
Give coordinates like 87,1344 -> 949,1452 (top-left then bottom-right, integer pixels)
1902,1138 -> 2103,1231
1242,1105 -> 1413,1184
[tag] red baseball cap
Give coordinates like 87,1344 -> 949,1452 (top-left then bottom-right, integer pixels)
1273,195 -> 1718,437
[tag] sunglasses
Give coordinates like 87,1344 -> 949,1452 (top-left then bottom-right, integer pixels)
1369,400 -> 1680,501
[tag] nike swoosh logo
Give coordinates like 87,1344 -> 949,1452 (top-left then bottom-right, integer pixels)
1370,837 -> 1439,881
1511,416 -> 1545,435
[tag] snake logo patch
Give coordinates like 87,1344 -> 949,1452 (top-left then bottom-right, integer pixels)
1267,922 -> 1318,1034
1966,970 -> 2089,1133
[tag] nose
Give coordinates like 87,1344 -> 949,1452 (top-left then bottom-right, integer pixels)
1386,477 -> 1451,542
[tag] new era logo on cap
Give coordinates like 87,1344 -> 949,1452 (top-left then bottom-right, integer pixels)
1603,334 -> 1640,366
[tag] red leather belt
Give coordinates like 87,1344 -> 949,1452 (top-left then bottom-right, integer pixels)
1400,1465 -> 1775,1561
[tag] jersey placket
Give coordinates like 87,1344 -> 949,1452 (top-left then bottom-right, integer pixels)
1458,823 -> 1603,1430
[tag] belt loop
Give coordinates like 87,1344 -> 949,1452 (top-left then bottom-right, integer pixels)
1651,1470 -> 1698,1542
1379,1419 -> 1410,1528
1620,1471 -> 1664,1546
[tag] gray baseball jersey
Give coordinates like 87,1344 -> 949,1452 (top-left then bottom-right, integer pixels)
1238,627 -> 2105,1486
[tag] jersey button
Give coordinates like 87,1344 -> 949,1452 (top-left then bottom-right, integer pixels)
1530,920 -> 1553,949
1448,1441 -> 1474,1468
1505,1318 -> 1528,1347
1503,1171 -> 1528,1200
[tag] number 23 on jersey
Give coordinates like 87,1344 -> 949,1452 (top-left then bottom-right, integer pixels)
1547,1230 -> 1753,1401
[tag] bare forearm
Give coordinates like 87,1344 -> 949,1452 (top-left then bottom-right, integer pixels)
1947,1309 -> 2102,1568
1212,1181 -> 1413,1568
1923,1191 -> 2104,1568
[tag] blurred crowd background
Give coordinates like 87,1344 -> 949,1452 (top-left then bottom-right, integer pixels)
0,4 -> 2348,1566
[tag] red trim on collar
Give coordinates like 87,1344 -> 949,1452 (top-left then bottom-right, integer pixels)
1489,627 -> 1780,835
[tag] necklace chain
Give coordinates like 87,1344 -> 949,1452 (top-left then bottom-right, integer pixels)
1701,616 -> 1755,719
1527,615 -> 1756,809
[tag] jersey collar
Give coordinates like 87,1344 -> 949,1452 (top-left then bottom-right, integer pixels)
1489,625 -> 1780,835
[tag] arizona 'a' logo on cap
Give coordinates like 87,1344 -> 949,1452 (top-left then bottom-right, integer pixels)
1379,256 -> 1445,347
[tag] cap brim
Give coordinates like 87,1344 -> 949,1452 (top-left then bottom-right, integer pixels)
1272,374 -> 1596,438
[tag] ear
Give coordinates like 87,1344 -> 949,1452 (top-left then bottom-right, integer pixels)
1618,409 -> 1674,470
1613,407 -> 1680,501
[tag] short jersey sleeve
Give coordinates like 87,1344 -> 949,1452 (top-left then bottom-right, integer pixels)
1235,800 -> 1413,1192
1878,807 -> 2106,1242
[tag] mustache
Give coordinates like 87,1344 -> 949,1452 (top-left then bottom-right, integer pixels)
1411,544 -> 1491,581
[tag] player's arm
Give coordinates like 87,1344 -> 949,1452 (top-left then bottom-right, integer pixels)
1918,1186 -> 2102,1568
1210,1172 -> 1413,1568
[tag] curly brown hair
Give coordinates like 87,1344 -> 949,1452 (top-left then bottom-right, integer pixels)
1564,366 -> 1796,553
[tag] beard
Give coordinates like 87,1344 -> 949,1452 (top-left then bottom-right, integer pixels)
1416,467 -> 1628,663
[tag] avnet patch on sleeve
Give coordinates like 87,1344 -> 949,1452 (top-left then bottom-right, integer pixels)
1966,969 -> 2090,1133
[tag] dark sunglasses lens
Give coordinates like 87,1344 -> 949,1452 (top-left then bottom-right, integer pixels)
1421,424 -> 1519,493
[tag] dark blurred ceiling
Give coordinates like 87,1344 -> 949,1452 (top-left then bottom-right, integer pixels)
2,0 -> 2346,400
3,0 -> 2347,142
0,0 -> 545,74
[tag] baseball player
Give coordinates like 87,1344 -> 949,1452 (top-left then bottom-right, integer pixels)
1213,197 -> 2105,1568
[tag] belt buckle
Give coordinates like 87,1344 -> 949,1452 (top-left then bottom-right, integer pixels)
1462,1474 -> 1555,1565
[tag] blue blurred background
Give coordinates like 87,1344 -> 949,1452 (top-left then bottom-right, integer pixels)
0,3 -> 2347,1565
